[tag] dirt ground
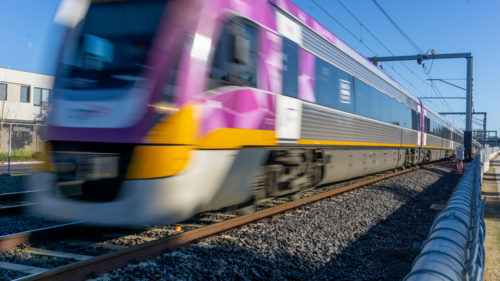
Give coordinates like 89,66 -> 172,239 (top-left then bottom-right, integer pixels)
482,155 -> 500,280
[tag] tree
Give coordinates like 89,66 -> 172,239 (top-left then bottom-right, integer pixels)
34,100 -> 50,140
0,96 -> 20,153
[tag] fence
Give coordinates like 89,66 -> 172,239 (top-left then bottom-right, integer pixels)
404,147 -> 500,281
0,122 -> 46,170
481,144 -> 500,172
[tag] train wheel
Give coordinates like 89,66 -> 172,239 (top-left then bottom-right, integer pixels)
236,205 -> 256,216
289,190 -> 304,201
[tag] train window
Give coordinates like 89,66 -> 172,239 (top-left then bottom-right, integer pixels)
411,110 -> 420,131
316,59 -> 355,113
400,105 -> 412,129
233,20 -> 258,86
369,88 -> 382,121
354,77 -> 416,129
60,0 -> 168,92
208,17 -> 258,90
354,78 -> 382,121
354,78 -> 370,118
391,99 -> 404,126
380,93 -> 393,124
332,69 -> 354,114
282,37 -> 298,98
315,58 -> 335,108
161,36 -> 186,103
209,23 -> 234,89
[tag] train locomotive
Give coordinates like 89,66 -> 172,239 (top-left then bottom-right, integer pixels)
31,0 -> 471,226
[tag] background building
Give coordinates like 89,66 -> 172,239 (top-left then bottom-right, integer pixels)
0,67 -> 54,124
0,67 -> 53,155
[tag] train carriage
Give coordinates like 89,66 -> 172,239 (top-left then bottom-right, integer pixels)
31,0 -> 462,226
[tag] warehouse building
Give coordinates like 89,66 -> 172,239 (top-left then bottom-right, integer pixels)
0,67 -> 54,154
0,67 -> 54,123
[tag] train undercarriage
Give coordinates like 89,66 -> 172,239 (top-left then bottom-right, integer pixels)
230,147 -> 455,214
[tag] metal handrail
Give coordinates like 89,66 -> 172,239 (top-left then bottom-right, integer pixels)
404,155 -> 488,281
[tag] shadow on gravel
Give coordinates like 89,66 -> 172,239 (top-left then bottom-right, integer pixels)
116,167 -> 461,281
482,173 -> 498,183
167,168 -> 459,281
482,191 -> 500,196
308,167 -> 460,280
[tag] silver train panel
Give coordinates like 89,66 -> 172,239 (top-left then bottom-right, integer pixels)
201,150 -> 268,211
427,135 -> 443,148
429,149 -> 447,162
318,148 -> 403,185
401,129 -> 419,146
301,103 -> 418,146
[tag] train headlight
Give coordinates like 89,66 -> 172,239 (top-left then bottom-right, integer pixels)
148,102 -> 179,114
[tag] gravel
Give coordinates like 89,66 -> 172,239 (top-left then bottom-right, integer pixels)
36,241 -> 114,257
0,268 -> 28,281
0,249 -> 74,269
0,216 -> 66,236
0,201 -> 28,207
93,163 -> 460,281
0,175 -> 29,194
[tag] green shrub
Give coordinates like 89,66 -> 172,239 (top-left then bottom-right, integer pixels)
0,149 -> 43,162
32,151 -> 43,160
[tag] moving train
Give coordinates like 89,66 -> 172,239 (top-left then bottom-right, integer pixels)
31,0 -> 474,226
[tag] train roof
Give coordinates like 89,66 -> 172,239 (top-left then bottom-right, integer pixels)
270,0 -> 419,102
270,0 -> 459,132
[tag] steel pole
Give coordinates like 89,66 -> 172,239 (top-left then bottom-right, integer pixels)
484,113 -> 487,146
464,56 -> 473,162
7,124 -> 11,175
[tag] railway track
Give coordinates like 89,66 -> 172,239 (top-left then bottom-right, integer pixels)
0,160 -> 454,281
0,191 -> 44,217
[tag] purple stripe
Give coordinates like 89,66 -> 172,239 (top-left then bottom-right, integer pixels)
298,49 -> 315,102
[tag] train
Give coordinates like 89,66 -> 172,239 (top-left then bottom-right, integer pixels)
30,0 -> 478,227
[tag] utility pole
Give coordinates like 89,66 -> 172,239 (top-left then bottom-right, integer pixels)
440,112 -> 486,151
465,57 -> 473,162
485,130 -> 498,147
369,53 -> 474,162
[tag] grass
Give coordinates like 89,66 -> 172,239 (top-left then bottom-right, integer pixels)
0,149 -> 43,162
482,159 -> 500,280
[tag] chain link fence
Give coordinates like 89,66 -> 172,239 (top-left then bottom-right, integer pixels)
0,122 -> 46,173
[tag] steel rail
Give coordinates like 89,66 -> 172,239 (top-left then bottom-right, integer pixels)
16,160 -> 453,281
0,204 -> 35,216
0,191 -> 44,216
0,191 -> 43,202
0,222 -> 84,253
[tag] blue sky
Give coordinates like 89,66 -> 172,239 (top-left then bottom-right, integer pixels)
0,0 -> 498,135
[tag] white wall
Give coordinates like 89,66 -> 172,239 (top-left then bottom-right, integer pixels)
0,67 -> 54,122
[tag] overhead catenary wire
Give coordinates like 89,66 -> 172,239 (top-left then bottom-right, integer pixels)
427,73 -> 464,124
312,0 -> 463,128
337,0 -> 455,117
362,0 -> 462,126
334,0 -> 433,88
371,0 -> 424,54
311,0 -> 379,56
364,0 -> 461,126
311,0 -> 429,99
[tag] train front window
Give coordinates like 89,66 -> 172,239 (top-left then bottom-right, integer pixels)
60,0 -> 168,91
208,18 -> 258,90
